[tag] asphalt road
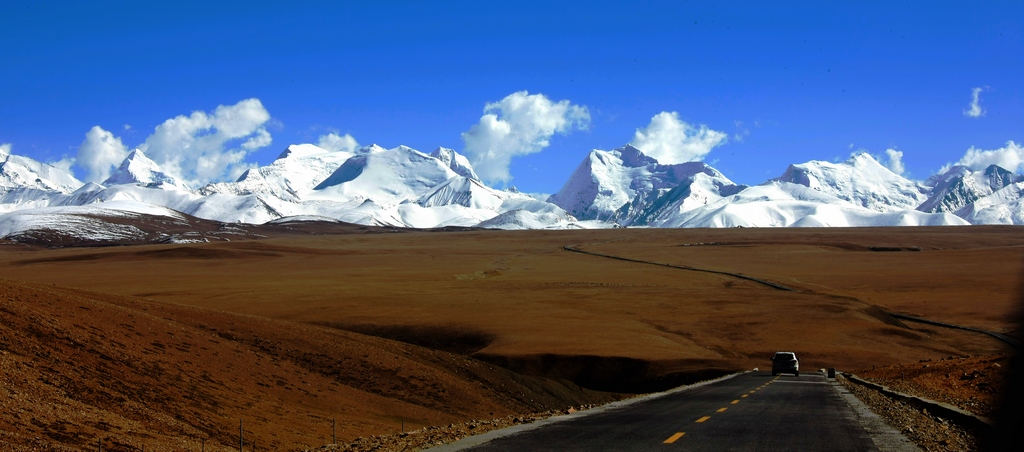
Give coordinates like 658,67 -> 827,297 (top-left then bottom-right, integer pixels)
445,372 -> 880,451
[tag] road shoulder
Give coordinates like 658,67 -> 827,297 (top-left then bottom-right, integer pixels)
831,375 -> 921,451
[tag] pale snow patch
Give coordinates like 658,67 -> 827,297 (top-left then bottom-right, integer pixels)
630,111 -> 727,164
0,143 -> 10,156
462,91 -> 589,184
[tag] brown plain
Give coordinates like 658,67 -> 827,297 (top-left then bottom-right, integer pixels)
2,225 -> 1022,450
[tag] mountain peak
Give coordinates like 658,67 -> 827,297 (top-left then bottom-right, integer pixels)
104,149 -> 187,190
430,147 -> 479,180
0,151 -> 84,195
614,144 -> 658,167
778,154 -> 926,212
276,143 -> 331,160
549,145 -> 738,222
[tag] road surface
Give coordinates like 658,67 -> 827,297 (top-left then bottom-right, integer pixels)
432,371 -> 903,451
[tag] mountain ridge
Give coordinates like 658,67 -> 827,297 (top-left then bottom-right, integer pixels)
1,143 -> 1021,242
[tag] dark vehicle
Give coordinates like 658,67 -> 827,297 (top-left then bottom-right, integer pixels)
772,352 -> 799,376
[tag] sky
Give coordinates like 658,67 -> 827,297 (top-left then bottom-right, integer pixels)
1,1 -> 1021,193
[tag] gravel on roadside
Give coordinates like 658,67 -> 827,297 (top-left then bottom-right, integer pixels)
839,375 -> 987,452
309,405 -> 597,452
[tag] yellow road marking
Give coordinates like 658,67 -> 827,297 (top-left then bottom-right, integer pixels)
749,390 -> 756,393
696,416 -> 711,423
663,432 -> 685,443
716,407 -> 728,413
731,400 -> 739,404
741,394 -> 748,398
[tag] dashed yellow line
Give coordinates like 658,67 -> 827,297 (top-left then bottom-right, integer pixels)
741,394 -> 748,398
696,416 -> 711,423
663,432 -> 685,443
730,400 -> 739,404
716,407 -> 728,413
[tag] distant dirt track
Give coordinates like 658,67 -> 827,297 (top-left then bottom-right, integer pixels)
562,244 -> 798,292
564,243 -> 1022,349
888,313 -> 1022,348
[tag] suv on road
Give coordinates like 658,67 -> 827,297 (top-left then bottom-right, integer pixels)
772,352 -> 799,376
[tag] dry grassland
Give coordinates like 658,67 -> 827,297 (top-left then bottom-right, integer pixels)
3,226 -> 1021,381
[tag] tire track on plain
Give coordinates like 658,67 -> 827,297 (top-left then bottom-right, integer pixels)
562,245 -> 797,292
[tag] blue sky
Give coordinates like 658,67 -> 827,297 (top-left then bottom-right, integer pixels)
1,1 -> 1021,193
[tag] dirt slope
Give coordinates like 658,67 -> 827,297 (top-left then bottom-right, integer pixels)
0,279 -> 618,451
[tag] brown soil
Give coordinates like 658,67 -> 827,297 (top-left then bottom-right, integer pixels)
855,354 -> 1010,418
0,280 -> 618,451
1,226 -> 1022,449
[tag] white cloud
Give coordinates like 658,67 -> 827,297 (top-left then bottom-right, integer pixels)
0,143 -> 10,156
883,148 -> 905,175
629,111 -> 727,164
138,98 -> 272,186
51,157 -> 76,174
964,87 -> 986,118
945,141 -> 1024,173
317,132 -> 360,153
76,125 -> 129,182
733,120 -> 750,142
462,91 -> 590,184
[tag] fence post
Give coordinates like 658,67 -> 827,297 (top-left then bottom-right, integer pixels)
240,419 -> 244,452
333,418 -> 336,444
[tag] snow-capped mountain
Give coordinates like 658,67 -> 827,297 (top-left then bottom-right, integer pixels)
917,164 -> 1024,214
955,182 -> 1024,225
200,143 -> 367,201
0,150 -> 83,195
430,147 -> 479,180
2,139 -> 1022,243
656,181 -> 967,228
103,149 -> 188,191
312,145 -> 457,204
775,153 -> 928,213
548,144 -> 745,224
618,164 -> 747,226
414,176 -> 506,210
0,144 -> 586,236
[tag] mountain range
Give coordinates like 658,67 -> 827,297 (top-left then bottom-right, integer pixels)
2,141 -> 1022,242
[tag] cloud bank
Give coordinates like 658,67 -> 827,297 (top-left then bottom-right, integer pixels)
630,112 -> 727,164
964,87 -> 986,118
73,99 -> 273,186
462,91 -> 590,184
77,126 -> 129,183
317,132 -> 360,153
883,148 -> 905,175
948,141 -> 1024,173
